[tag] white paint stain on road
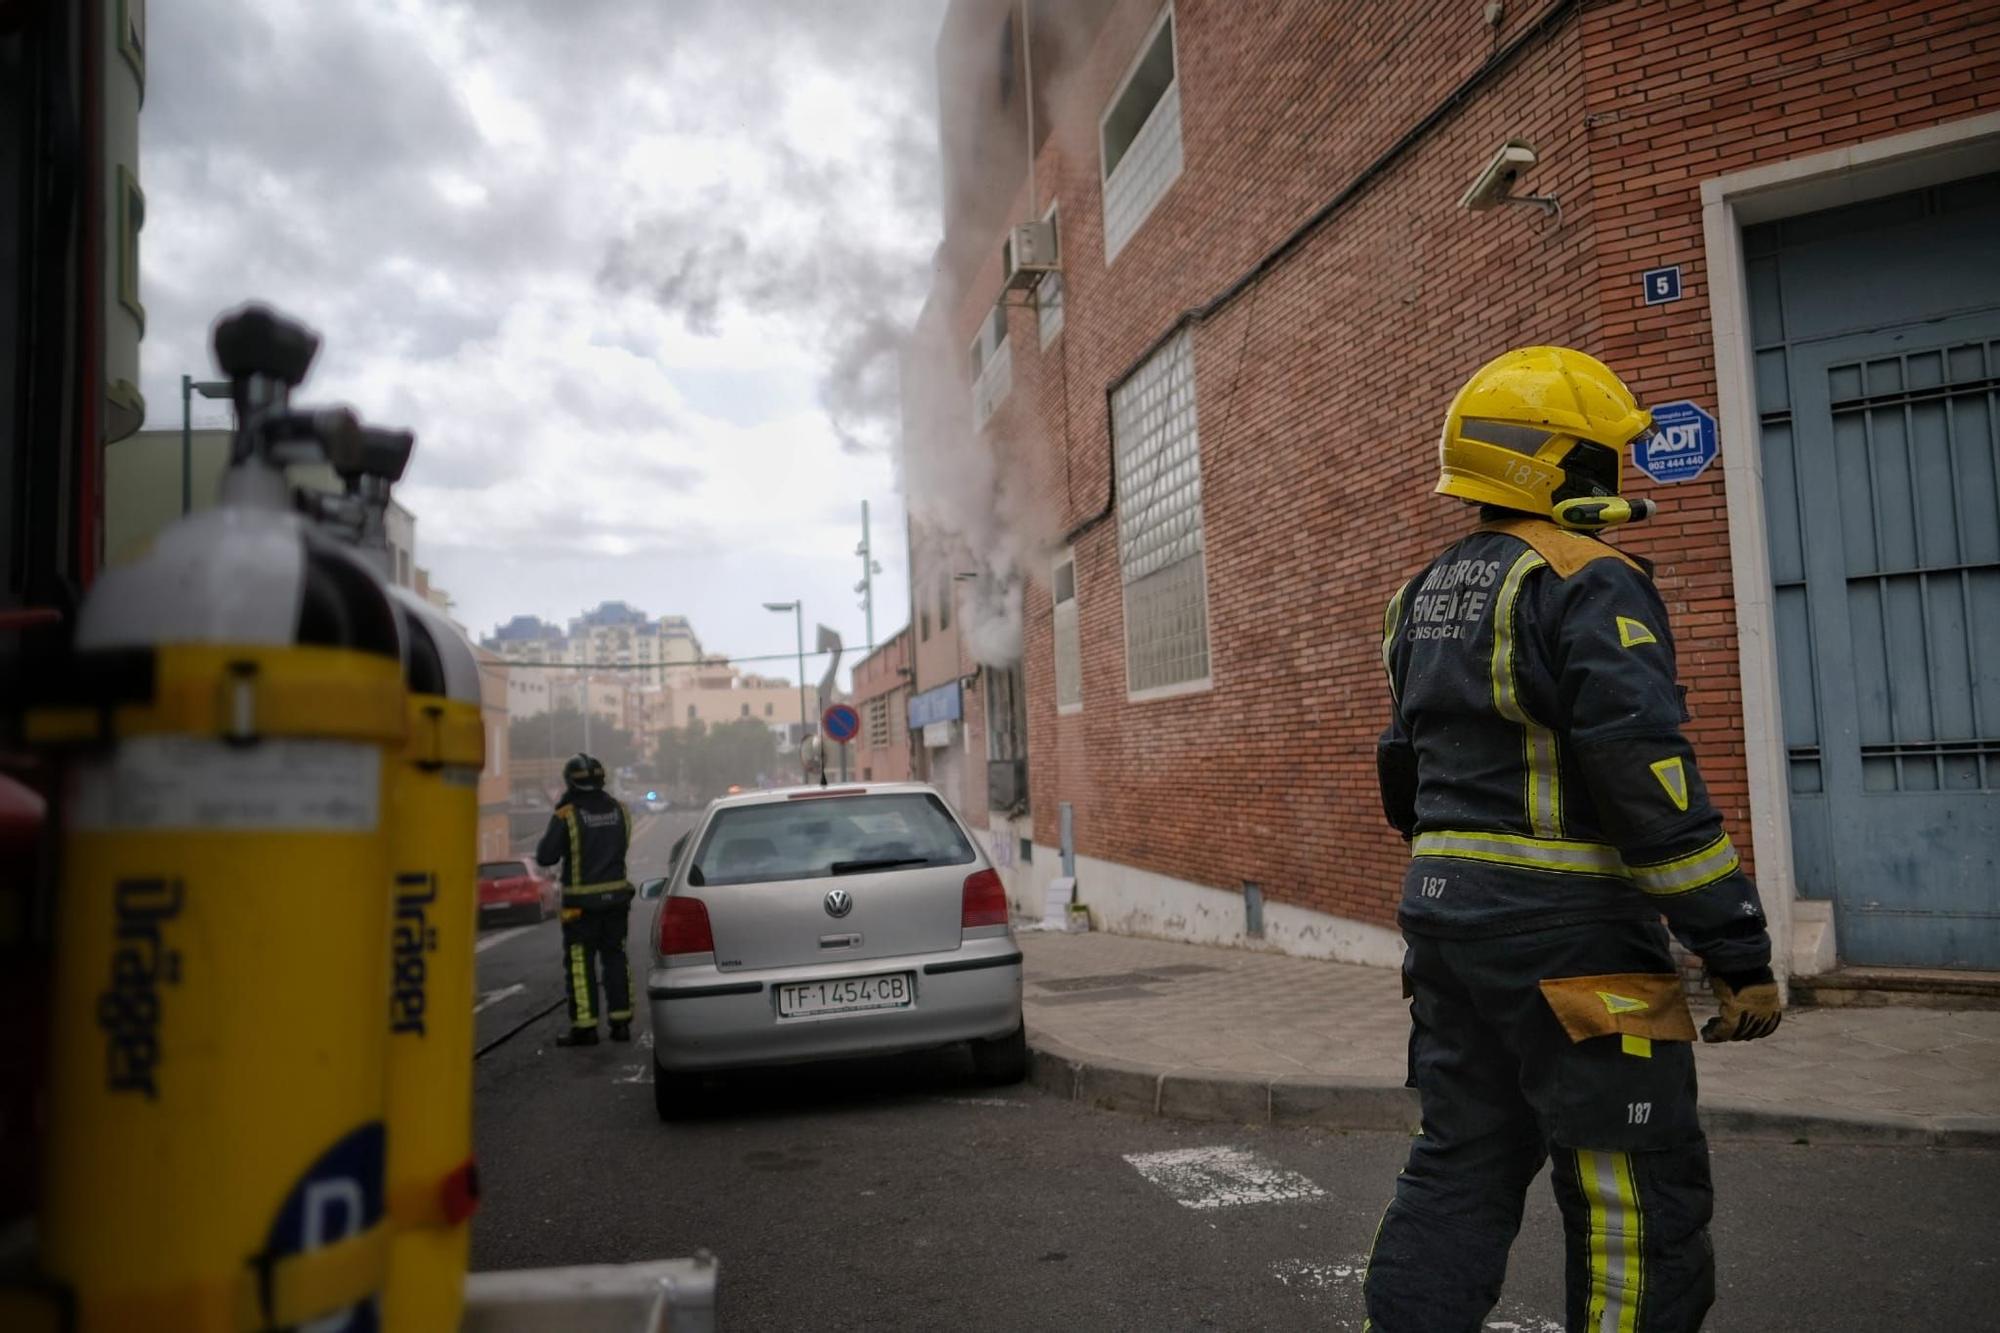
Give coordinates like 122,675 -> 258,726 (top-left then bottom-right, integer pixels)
1270,1256 -> 1367,1293
474,983 -> 527,1014
938,1097 -> 1026,1108
476,925 -> 537,954
1123,1146 -> 1326,1210
1271,1256 -> 1560,1332
614,1064 -> 652,1084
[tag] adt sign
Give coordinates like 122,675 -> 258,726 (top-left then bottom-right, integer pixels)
1634,400 -> 1718,484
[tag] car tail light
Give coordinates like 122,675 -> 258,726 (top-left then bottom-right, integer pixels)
961,869 -> 1008,929
659,896 -> 715,956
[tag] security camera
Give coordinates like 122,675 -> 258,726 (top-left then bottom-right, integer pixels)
1460,140 -> 1540,211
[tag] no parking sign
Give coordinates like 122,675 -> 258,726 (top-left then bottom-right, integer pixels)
1634,400 -> 1718,483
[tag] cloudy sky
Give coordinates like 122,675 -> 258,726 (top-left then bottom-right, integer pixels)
141,0 -> 950,682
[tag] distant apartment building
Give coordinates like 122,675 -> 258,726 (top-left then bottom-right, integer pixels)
485,614 -> 569,664
910,0 -> 2000,977
568,601 -> 671,684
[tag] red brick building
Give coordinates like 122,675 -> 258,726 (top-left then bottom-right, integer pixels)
850,628 -> 917,785
905,0 -> 2000,978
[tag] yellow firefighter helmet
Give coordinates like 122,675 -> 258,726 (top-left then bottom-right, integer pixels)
1436,346 -> 1657,528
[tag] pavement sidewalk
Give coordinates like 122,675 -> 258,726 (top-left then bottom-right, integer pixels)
1019,928 -> 2000,1148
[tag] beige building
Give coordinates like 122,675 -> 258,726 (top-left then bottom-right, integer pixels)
105,427 -> 416,581
474,648 -> 512,861
670,669 -> 804,741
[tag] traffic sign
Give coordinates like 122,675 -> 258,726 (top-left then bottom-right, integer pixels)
1634,400 -> 1718,484
821,704 -> 861,744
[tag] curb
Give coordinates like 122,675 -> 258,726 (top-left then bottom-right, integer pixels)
1025,1030 -> 2000,1150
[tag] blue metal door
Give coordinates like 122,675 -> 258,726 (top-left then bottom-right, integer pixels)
1749,176 -> 2000,969
1785,323 -> 2000,967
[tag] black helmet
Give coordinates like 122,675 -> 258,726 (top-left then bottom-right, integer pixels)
563,753 -> 606,791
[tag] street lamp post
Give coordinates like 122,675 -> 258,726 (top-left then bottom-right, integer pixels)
180,374 -> 232,515
764,600 -> 807,781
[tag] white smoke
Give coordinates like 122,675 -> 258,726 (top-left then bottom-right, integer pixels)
895,289 -> 1056,668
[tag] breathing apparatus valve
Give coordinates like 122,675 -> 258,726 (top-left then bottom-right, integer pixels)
1551,495 -> 1657,531
212,303 -> 320,388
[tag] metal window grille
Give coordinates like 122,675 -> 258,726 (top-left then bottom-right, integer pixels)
1823,339 -> 2000,793
1112,332 -> 1209,693
987,666 -> 1027,761
973,333 -> 1012,429
1100,13 -> 1181,265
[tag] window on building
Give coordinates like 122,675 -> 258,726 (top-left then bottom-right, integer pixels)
741,703 -> 750,718
687,704 -> 696,721
867,696 -> 891,748
117,166 -> 145,332
972,301 -> 1012,429
765,702 -> 774,717
1100,7 -> 1182,263
938,574 -> 953,632
1113,330 -> 1210,695
1053,551 -> 1082,711
987,666 -> 1027,763
1036,202 -> 1064,347
921,604 -> 931,641
997,8 -> 1015,104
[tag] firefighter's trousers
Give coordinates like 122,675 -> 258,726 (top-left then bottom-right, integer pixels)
560,903 -> 632,1030
1363,919 -> 1715,1333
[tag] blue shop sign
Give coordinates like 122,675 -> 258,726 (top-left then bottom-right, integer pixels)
907,681 -> 962,729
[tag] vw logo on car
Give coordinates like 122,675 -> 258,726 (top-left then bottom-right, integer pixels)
823,888 -> 853,919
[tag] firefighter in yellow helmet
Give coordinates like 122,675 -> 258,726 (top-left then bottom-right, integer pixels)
1363,348 -> 1782,1332
535,753 -> 636,1047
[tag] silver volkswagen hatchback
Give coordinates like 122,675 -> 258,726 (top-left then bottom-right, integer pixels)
641,783 -> 1024,1118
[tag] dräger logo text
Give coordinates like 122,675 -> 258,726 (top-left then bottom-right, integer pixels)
97,876 -> 184,1099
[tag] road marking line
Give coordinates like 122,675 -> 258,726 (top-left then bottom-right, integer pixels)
614,1064 -> 652,1084
938,1097 -> 1025,1108
1123,1146 -> 1325,1210
477,925 -> 537,954
474,983 -> 527,1014
1484,1319 -> 1564,1332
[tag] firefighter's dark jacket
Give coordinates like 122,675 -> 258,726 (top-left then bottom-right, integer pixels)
535,787 -> 634,910
1379,516 -> 1772,980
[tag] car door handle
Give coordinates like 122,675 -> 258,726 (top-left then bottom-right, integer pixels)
819,933 -> 861,949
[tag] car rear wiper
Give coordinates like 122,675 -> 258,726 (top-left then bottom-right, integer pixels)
828,857 -> 930,876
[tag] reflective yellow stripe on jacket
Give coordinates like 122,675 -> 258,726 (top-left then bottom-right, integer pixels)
1491,551 -> 1563,838
563,807 -> 582,888
1413,829 -> 1626,878
1382,585 -> 1405,704
1628,833 -> 1739,896
1414,828 -> 1741,895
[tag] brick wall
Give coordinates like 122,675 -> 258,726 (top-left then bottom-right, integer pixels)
915,0 -> 2000,935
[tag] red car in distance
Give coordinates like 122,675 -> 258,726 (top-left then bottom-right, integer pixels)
477,857 -> 558,925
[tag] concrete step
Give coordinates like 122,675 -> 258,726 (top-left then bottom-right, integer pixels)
1792,965 -> 2000,1010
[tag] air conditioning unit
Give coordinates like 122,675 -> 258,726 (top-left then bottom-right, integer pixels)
987,759 -> 1027,811
1001,220 -> 1059,290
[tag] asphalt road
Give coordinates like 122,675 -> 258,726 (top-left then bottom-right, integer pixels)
470,810 -> 2000,1330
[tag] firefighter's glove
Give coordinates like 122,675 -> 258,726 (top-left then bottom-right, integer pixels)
1701,969 -> 1783,1043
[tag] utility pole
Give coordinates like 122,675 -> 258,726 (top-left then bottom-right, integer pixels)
854,500 -> 882,655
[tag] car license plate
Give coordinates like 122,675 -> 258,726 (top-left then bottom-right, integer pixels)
777,972 -> 914,1019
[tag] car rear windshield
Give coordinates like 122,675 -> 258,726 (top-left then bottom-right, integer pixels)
689,793 -> 975,887
478,861 -> 526,880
